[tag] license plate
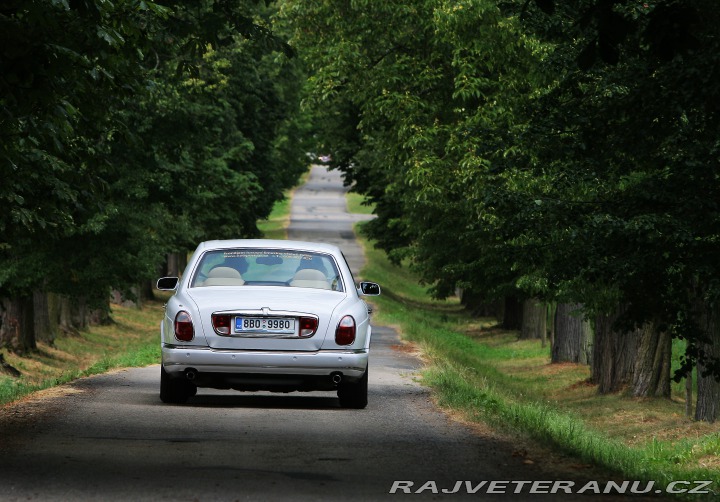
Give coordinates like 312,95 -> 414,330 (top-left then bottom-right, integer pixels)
235,317 -> 296,335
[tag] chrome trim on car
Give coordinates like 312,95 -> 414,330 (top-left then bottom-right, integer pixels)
214,308 -> 318,318
161,345 -> 369,378
210,308 -> 320,338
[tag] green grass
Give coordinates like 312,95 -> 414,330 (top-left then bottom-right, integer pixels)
257,197 -> 290,239
0,301 -> 162,406
345,191 -> 374,215
257,169 -> 312,240
356,227 -> 720,498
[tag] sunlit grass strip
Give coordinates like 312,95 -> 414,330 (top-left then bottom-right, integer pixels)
422,352 -> 680,489
258,197 -> 290,239
258,168 -> 312,239
0,304 -> 161,407
345,191 -> 374,215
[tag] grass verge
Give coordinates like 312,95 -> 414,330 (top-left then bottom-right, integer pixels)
258,169 -> 311,239
356,226 -> 719,498
257,197 -> 290,239
0,301 -> 162,406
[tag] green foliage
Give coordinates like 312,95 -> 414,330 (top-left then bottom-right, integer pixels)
283,0 -> 720,377
0,1 -> 309,309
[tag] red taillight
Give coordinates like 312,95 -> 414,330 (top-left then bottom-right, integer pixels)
335,315 -> 356,345
174,311 -> 194,341
212,314 -> 232,335
299,316 -> 318,337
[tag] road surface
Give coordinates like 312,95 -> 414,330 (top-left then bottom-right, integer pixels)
0,166 -> 659,501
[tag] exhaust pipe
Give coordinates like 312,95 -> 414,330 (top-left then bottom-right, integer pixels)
331,372 -> 343,384
185,368 -> 198,381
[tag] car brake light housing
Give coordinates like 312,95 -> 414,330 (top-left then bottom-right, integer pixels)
299,316 -> 319,337
212,314 -> 232,335
174,311 -> 194,341
335,315 -> 356,345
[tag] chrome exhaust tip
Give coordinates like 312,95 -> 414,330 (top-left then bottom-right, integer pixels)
331,372 -> 343,384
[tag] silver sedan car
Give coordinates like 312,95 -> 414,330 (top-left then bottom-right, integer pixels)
156,239 -> 380,408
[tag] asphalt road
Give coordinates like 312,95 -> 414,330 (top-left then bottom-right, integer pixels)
0,166 -> 662,501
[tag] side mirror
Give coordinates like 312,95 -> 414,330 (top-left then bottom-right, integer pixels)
359,282 -> 381,296
156,277 -> 179,291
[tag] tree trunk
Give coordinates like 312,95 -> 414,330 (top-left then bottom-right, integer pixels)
547,303 -> 556,350
592,310 -> 639,394
178,252 -> 188,276
686,368 -> 693,418
552,303 -> 591,365
140,281 -> 155,303
501,296 -> 523,330
166,251 -> 188,277
166,252 -> 180,277
87,300 -> 113,326
33,290 -> 58,344
631,321 -> 671,398
0,296 -> 37,353
520,298 -> 546,340
71,296 -> 88,331
58,295 -> 81,335
695,303 -> 720,423
458,289 -> 499,317
110,287 -> 142,308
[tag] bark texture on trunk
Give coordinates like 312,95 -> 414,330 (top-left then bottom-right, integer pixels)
33,290 -> 58,344
592,310 -> 639,394
111,287 -> 142,308
58,295 -> 88,335
520,298 -> 546,340
552,303 -> 591,365
459,289 -> 498,317
0,296 -> 36,353
631,322 -> 671,398
166,253 -> 180,277
165,252 -> 188,277
140,281 -> 155,303
686,369 -> 693,418
696,303 -> 720,423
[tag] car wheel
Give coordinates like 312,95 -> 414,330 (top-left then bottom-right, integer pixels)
160,365 -> 196,404
338,366 -> 368,409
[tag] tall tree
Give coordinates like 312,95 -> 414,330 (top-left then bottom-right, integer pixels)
552,304 -> 591,365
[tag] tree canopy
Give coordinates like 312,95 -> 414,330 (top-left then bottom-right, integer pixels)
0,1 -> 308,334
280,0 -> 720,420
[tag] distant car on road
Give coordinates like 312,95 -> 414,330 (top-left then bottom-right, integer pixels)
156,239 -> 381,408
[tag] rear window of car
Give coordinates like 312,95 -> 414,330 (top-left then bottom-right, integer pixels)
190,249 -> 344,292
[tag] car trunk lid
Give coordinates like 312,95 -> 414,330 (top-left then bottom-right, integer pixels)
186,287 -> 346,351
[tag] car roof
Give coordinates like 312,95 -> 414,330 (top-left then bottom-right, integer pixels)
196,239 -> 342,255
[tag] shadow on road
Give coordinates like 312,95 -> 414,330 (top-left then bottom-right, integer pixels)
158,393 -> 343,410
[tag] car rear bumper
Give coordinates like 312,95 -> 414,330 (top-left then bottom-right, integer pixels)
161,344 -> 368,379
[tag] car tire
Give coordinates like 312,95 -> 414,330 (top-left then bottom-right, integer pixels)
160,365 -> 196,404
338,366 -> 368,409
